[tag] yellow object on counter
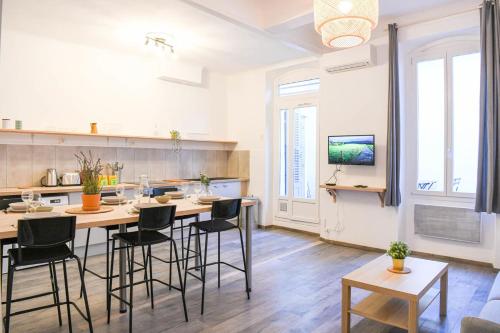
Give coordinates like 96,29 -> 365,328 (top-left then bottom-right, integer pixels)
108,175 -> 118,185
98,175 -> 108,186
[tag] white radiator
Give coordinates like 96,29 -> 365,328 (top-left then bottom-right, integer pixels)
414,204 -> 481,243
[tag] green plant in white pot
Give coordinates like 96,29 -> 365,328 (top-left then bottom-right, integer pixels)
387,241 -> 411,271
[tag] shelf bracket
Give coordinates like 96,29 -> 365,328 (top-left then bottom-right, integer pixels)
378,192 -> 386,208
326,189 -> 337,203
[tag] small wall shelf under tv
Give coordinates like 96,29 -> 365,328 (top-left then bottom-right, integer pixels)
320,184 -> 386,208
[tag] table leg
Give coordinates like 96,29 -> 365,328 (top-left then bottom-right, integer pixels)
118,224 -> 127,313
341,282 -> 351,333
245,205 -> 253,291
408,299 -> 418,333
440,270 -> 448,316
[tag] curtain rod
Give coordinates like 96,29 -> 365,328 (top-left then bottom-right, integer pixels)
385,4 -> 483,31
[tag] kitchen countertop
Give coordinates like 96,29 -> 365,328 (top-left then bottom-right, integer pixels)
0,178 -> 249,196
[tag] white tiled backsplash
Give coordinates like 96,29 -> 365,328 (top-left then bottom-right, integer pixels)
0,145 -> 249,188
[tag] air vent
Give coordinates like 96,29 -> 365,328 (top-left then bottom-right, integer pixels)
325,61 -> 371,74
279,202 -> 288,212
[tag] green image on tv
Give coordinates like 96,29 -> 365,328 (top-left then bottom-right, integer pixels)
328,135 -> 375,166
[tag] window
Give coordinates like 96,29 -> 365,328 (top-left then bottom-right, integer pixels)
275,73 -> 319,224
414,41 -> 480,196
293,106 -> 317,199
278,78 -> 320,97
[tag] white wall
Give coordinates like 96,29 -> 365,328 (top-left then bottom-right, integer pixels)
0,30 -> 228,140
318,41 -> 401,249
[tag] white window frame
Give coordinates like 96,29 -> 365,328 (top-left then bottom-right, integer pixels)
273,70 -> 320,224
407,37 -> 480,199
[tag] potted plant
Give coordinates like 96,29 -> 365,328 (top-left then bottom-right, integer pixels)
200,173 -> 211,195
387,241 -> 411,271
75,151 -> 103,211
170,130 -> 182,153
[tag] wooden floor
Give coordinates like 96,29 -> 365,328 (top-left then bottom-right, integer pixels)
2,228 -> 497,333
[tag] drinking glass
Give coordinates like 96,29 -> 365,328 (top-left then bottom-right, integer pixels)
116,184 -> 125,207
193,183 -> 202,202
31,193 -> 43,212
21,190 -> 34,212
134,186 -> 144,204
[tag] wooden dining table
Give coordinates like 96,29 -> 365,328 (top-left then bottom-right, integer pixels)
0,197 -> 257,318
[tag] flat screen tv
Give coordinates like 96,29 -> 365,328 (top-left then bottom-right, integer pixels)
328,135 -> 375,166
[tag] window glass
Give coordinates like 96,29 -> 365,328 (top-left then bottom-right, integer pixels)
416,58 -> 446,192
279,109 -> 288,197
293,106 -> 317,199
452,52 -> 480,193
278,78 -> 320,97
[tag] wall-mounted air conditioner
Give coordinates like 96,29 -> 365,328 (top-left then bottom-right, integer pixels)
321,44 -> 377,74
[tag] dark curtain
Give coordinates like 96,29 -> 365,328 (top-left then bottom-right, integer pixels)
476,0 -> 500,213
385,23 -> 401,207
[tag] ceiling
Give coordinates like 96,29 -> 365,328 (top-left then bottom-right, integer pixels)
1,0 -> 480,73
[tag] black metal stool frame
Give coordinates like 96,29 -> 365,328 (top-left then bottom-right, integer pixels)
183,199 -> 250,315
3,216 -> 93,333
107,205 -> 188,333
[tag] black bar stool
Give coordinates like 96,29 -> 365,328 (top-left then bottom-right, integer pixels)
80,192 -> 150,300
4,216 -> 93,333
0,198 -> 64,325
107,205 -> 188,333
183,198 -> 250,314
151,187 -> 199,271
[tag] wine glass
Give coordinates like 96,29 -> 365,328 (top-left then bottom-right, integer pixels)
31,193 -> 43,212
21,190 -> 34,212
115,184 -> 125,207
134,186 -> 144,205
193,183 -> 201,203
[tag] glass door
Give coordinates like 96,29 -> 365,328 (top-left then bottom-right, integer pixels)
276,100 -> 318,223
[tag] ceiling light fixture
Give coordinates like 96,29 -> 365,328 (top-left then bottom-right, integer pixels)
145,32 -> 176,56
314,0 -> 379,49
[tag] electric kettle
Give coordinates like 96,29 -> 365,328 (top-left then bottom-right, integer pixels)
40,168 -> 59,187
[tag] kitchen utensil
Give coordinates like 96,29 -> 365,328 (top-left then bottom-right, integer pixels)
102,196 -> 127,204
60,172 -> 80,186
23,212 -> 61,219
168,191 -> 185,199
9,202 -> 30,211
155,195 -> 171,204
2,119 -> 12,129
198,195 -> 221,203
41,168 -> 59,187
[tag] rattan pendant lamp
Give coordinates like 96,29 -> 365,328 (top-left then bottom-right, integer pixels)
314,0 -> 379,49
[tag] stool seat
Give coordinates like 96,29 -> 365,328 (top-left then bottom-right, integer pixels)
190,219 -> 236,233
100,222 -> 138,231
113,230 -> 170,246
8,244 -> 72,266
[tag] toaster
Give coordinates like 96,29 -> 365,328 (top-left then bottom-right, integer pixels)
60,172 -> 81,186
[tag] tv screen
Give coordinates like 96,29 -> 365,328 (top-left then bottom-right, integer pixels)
328,135 -> 375,166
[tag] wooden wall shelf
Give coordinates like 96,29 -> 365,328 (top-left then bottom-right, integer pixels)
0,129 -> 237,151
320,184 -> 386,207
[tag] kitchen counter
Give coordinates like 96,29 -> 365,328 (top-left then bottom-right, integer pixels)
0,178 -> 249,196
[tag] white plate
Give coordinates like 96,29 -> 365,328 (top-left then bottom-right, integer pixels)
102,196 -> 127,203
198,195 -> 221,203
23,212 -> 61,219
9,202 -> 29,210
7,207 -> 28,213
101,200 -> 127,205
133,203 -> 162,210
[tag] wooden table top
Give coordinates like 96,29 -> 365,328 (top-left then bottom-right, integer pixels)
342,255 -> 448,300
0,198 -> 256,240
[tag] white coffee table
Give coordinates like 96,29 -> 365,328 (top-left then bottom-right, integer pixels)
342,255 -> 448,333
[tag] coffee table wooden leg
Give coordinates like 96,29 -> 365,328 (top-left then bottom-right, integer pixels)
408,299 -> 418,333
342,283 -> 351,333
440,270 -> 448,316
